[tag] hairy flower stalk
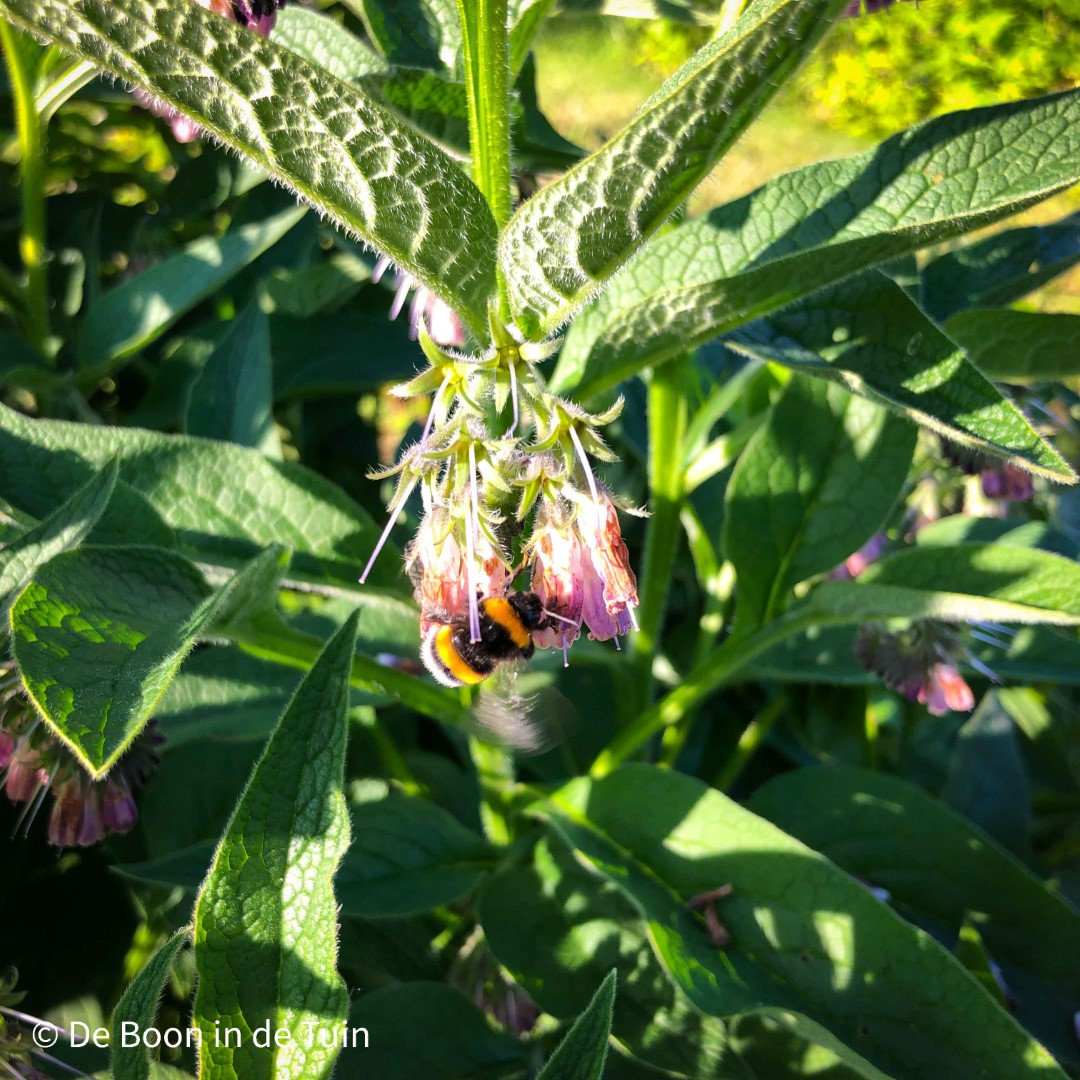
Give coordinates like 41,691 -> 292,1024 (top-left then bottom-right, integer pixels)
0,663 -> 164,847
362,308 -> 642,665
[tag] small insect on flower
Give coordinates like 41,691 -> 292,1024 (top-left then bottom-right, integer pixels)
420,591 -> 547,688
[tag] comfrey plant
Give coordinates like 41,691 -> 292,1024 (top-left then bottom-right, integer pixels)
1,1 -> 1080,1078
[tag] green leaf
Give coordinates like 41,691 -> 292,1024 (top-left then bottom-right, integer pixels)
943,310 -> 1080,383
537,970 -> 616,1080
922,211 -> 1080,320
79,207 -> 304,378
111,931 -> 190,1080
369,68 -> 470,156
263,253 -> 373,318
943,693 -> 1031,859
0,403 -> 397,590
273,5 -> 387,80
481,840 -> 730,1078
722,274 -> 1070,480
808,543 -> 1080,627
10,546 -> 281,776
270,313 -> 416,400
914,517 -> 1076,558
0,0 -> 498,339
723,377 -> 915,631
155,645 -> 300,748
749,765 -> 1080,1000
337,788 -> 495,917
534,764 -> 1066,1080
355,0 -> 462,74
499,0 -> 849,339
334,983 -> 528,1079
186,300 -> 278,455
954,922 -> 1008,1010
556,89 -> 1080,394
114,841 -> 217,894
0,458 -> 117,607
193,614 -> 356,1080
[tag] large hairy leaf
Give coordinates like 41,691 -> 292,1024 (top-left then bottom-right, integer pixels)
556,89 -> 1080,393
499,0 -> 850,339
750,767 -> 1080,999
10,546 -> 279,776
943,310 -> 1080,383
0,0 -> 497,338
534,765 -> 1066,1080
723,377 -> 915,631
0,403 -> 397,589
537,970 -> 616,1080
193,615 -> 356,1080
723,274 -> 1071,480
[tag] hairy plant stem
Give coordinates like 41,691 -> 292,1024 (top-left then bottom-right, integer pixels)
629,358 -> 689,710
0,21 -> 49,355
457,0 -> 512,235
591,607 -> 821,777
714,691 -> 787,791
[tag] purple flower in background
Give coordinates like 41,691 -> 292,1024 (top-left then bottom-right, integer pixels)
980,463 -> 1035,502
0,661 -> 165,847
829,532 -> 888,581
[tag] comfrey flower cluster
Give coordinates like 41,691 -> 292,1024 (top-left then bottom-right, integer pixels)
134,0 -> 288,142
0,663 -> 163,847
854,621 -> 987,715
360,311 -> 642,665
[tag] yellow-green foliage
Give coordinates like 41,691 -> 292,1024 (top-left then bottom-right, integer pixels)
799,0 -> 1080,139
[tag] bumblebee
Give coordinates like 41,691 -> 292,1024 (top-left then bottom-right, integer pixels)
231,0 -> 287,26
421,592 -> 546,688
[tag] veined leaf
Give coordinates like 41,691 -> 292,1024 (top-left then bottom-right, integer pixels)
499,0 -> 850,339
10,546 -> 281,776
273,5 -> 387,80
355,0 -> 462,75
337,788 -> 496,917
749,766 -> 1080,999
943,310 -> 1080,383
805,544 -> 1080,627
534,764 -> 1066,1080
78,206 -> 304,378
922,211 -> 1080,321
0,403 -> 398,589
556,89 -> 1080,394
537,970 -> 616,1080
723,378 -> 915,631
335,983 -> 529,1079
186,300 -> 278,455
481,840 -> 731,1078
193,615 -> 356,1080
111,931 -> 190,1080
0,0 -> 497,339
0,458 -> 117,607
723,274 -> 1071,480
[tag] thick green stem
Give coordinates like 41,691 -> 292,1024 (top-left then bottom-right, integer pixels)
591,608 -> 820,778
457,0 -> 512,231
629,359 -> 689,705
714,692 -> 786,791
1,21 -> 49,354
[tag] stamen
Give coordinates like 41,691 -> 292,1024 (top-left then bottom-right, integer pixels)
627,605 -> 640,633
969,629 -> 1011,650
613,635 -> 621,651
963,649 -> 1002,684
561,636 -> 570,668
506,358 -> 520,437
17,761 -> 58,838
542,608 -> 578,626
467,443 -> 482,644
568,424 -> 600,504
389,275 -> 412,320
408,287 -> 428,341
359,476 -> 419,584
371,254 -> 392,285
0,1007 -> 73,1039
420,373 -> 451,447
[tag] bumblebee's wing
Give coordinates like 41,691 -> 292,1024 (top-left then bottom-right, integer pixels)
469,666 -> 572,755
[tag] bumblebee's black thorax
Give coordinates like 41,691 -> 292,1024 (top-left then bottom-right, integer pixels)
448,593 -> 541,675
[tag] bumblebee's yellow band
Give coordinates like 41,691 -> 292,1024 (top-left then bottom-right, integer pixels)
434,626 -> 485,685
483,597 -> 533,649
